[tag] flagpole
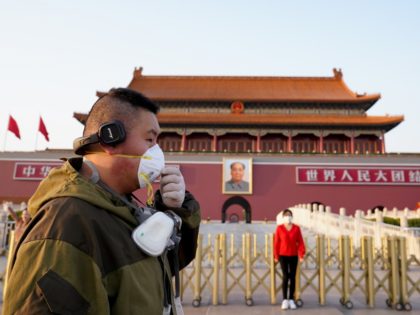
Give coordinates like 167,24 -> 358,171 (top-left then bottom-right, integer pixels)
3,115 -> 9,151
35,115 -> 39,150
35,129 -> 39,151
3,131 -> 7,152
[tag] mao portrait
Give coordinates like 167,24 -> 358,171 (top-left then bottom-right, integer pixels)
222,158 -> 253,194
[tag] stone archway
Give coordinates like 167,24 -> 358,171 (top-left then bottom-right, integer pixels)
221,196 -> 252,223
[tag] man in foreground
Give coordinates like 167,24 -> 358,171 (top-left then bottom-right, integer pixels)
3,88 -> 201,314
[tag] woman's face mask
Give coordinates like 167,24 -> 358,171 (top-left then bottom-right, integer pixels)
137,144 -> 165,188
283,215 -> 293,224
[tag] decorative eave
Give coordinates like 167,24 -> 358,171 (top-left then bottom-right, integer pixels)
156,113 -> 404,132
73,111 -> 404,132
124,67 -> 380,110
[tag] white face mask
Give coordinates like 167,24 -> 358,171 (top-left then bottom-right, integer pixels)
284,216 -> 293,224
138,144 -> 165,188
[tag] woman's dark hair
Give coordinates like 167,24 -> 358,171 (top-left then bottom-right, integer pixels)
282,209 -> 293,217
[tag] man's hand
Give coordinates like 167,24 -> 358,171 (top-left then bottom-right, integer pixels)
160,167 -> 185,208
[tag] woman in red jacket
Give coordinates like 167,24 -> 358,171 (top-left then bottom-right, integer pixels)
274,209 -> 306,310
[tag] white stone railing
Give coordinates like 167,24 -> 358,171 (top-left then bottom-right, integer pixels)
284,204 -> 420,259
364,207 -> 420,220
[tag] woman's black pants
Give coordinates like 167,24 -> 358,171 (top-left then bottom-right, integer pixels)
279,255 -> 298,300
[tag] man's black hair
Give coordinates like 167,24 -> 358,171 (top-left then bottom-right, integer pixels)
83,87 -> 159,137
106,88 -> 159,114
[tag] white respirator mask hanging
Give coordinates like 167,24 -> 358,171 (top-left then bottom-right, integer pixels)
132,209 -> 182,257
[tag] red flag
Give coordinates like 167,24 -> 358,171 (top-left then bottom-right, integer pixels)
38,116 -> 49,141
7,115 -> 21,139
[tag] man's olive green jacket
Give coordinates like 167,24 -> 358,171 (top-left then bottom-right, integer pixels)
3,158 -> 201,314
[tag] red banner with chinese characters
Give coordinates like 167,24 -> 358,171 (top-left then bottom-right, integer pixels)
296,167 -> 420,185
14,162 -> 63,180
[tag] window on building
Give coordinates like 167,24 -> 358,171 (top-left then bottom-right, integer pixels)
292,134 -> 318,153
354,135 -> 381,154
158,133 -> 182,152
218,133 -> 254,152
260,134 -> 287,152
186,133 -> 212,152
323,135 -> 349,153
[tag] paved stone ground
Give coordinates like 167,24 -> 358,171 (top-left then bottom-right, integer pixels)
1,222 -> 419,314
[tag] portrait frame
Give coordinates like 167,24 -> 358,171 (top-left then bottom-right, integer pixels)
222,157 -> 253,194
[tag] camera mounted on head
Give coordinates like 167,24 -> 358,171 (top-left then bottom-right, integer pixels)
73,120 -> 126,155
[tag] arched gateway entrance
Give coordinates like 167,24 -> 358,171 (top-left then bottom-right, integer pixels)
221,196 -> 252,223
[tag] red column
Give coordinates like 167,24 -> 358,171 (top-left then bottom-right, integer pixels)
212,134 -> 217,152
319,133 -> 324,153
350,133 -> 355,154
256,134 -> 261,152
381,131 -> 385,154
287,133 -> 292,152
180,131 -> 186,152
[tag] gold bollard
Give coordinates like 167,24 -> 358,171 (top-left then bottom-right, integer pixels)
361,236 -> 366,270
253,234 -> 257,258
192,234 -> 203,306
269,233 -> 276,305
388,236 -> 400,307
265,234 -> 268,259
220,233 -> 228,305
317,235 -> 326,305
242,234 -> 246,260
398,237 -> 409,307
245,233 -> 253,305
295,260 -> 302,304
382,237 -> 388,270
3,230 -> 15,302
304,237 -> 309,269
180,268 -> 185,299
212,234 -> 220,305
341,236 -> 351,305
364,236 -> 375,308
230,233 -> 234,257
327,237 -> 332,267
338,236 -> 343,266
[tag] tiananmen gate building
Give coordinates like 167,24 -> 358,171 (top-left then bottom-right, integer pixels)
1,68 -> 419,222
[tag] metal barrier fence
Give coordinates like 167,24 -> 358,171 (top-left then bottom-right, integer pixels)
179,233 -> 420,311
1,229 -> 419,310
0,221 -> 15,255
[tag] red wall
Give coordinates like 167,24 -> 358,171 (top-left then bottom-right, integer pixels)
173,163 -> 420,220
1,159 -> 420,221
0,160 -> 43,202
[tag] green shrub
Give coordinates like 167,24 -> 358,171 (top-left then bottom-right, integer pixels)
382,217 -> 420,227
7,210 -> 23,221
383,216 -> 400,226
408,218 -> 420,228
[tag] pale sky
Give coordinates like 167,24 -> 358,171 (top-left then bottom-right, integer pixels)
1,1 -> 419,153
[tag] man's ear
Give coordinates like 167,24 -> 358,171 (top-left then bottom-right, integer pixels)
99,143 -> 120,155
